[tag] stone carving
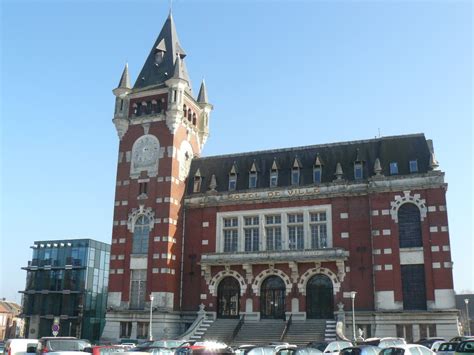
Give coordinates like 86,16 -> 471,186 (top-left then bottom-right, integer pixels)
208,269 -> 247,296
251,268 -> 292,296
127,206 -> 155,232
179,140 -> 194,181
130,135 -> 160,178
297,267 -> 341,295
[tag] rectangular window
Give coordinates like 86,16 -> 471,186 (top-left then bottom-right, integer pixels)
288,213 -> 304,250
354,163 -> 363,180
396,324 -> 413,343
401,264 -> 427,310
137,322 -> 149,339
223,217 -> 238,252
249,173 -> 257,189
193,177 -> 201,193
310,212 -> 327,248
130,270 -> 147,310
139,182 -> 148,195
291,169 -> 300,185
313,167 -> 322,184
120,322 -> 132,338
244,217 -> 259,252
228,175 -> 237,191
390,162 -> 399,175
270,171 -> 278,187
409,160 -> 418,173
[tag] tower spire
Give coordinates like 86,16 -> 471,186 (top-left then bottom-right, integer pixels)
117,63 -> 130,89
197,79 -> 208,103
134,13 -> 191,90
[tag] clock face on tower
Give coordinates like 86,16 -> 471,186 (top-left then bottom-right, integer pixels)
130,134 -> 160,178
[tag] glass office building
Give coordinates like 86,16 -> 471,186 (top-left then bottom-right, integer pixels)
21,239 -> 110,341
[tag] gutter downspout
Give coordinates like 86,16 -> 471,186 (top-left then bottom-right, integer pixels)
368,190 -> 377,336
179,206 -> 186,311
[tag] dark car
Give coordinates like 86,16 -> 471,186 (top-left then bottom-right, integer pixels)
455,340 -> 474,355
175,341 -> 234,355
36,337 -> 91,354
416,339 -> 446,349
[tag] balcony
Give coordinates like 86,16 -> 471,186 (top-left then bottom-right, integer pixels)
200,247 -> 348,266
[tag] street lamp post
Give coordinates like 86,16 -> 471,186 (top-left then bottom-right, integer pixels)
465,298 -> 471,336
350,291 -> 357,342
149,294 -> 154,341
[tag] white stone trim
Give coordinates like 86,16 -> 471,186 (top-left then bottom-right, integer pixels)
384,264 -> 393,271
384,248 -> 392,254
381,209 -> 390,215
400,247 -> 424,264
252,268 -> 292,296
215,205 -> 332,253
202,222 -> 209,227
439,205 -> 446,211
444,262 -> 453,268
430,226 -> 439,233
374,265 -> 382,271
441,226 -> 448,232
340,212 -> 349,219
154,236 -> 160,242
382,229 -> 391,236
390,191 -> 427,223
297,267 -> 341,295
202,240 -> 209,245
372,230 -> 380,236
372,210 -> 379,216
119,238 -> 126,243
428,206 -> 437,212
208,269 -> 247,296
341,232 -> 349,239
373,249 -> 381,255
431,246 -> 440,252
442,245 -> 450,251
127,205 -> 155,232
432,262 -> 441,269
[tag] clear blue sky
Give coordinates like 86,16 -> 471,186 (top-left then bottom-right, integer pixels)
1,0 -> 472,303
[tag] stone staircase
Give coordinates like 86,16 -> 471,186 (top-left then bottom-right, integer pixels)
324,320 -> 337,341
233,319 -> 286,346
188,317 -> 215,341
283,319 -> 327,345
200,318 -> 240,343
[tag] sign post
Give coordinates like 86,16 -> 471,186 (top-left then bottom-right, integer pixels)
52,317 -> 60,337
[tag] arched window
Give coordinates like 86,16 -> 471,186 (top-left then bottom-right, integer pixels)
132,215 -> 149,254
260,276 -> 285,319
306,274 -> 333,319
192,113 -> 197,125
183,105 -> 187,117
188,109 -> 192,121
398,203 -> 422,248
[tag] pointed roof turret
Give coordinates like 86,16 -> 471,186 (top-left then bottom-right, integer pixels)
197,80 -> 209,103
171,55 -> 184,80
113,63 -> 132,97
373,158 -> 383,176
334,163 -> 344,180
134,13 -> 191,90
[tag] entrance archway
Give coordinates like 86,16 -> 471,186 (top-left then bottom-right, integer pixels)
217,277 -> 240,318
260,276 -> 286,319
306,274 -> 334,319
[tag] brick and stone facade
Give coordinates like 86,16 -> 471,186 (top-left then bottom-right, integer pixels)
102,12 -> 458,342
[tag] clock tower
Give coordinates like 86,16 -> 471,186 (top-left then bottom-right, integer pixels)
102,12 -> 212,340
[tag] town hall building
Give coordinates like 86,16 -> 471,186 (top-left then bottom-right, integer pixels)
102,12 -> 459,342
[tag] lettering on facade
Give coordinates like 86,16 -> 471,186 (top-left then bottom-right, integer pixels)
227,187 -> 320,201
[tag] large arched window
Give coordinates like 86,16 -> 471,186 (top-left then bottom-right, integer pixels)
217,277 -> 240,318
132,215 -> 149,254
398,203 -> 422,248
306,274 -> 333,319
260,276 -> 286,319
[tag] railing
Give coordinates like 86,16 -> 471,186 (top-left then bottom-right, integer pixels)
232,314 -> 245,341
178,311 -> 208,340
280,314 -> 292,341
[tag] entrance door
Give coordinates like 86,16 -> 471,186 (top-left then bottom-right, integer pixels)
217,277 -> 240,318
306,274 -> 334,319
260,276 -> 286,319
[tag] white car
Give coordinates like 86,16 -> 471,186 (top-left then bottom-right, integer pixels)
3,339 -> 39,355
379,344 -> 435,355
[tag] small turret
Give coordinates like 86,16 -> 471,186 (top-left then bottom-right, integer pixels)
112,63 -> 132,139
197,79 -> 213,148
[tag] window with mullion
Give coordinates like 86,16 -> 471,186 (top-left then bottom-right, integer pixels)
291,168 -> 300,185
266,227 -> 282,251
223,229 -> 238,252
244,228 -> 259,251
288,225 -> 304,250
313,167 -> 322,184
132,215 -> 149,254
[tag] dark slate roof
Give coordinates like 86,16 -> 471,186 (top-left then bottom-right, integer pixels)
186,134 -> 434,195
133,13 -> 191,90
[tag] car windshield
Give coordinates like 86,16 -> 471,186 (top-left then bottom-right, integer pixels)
380,349 -> 404,355
341,348 -> 361,355
296,348 -> 323,355
248,347 -> 279,355
46,340 -> 91,351
145,349 -> 175,355
457,342 -> 474,353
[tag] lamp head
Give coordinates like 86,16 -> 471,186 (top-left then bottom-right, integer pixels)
350,291 -> 357,299
465,298 -> 469,305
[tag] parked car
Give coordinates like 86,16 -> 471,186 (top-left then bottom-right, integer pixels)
307,342 -> 353,354
379,345 -> 434,355
449,338 -> 474,344
85,346 -> 128,355
454,340 -> 474,355
175,341 -> 234,355
233,345 -> 258,355
436,342 -> 458,355
3,339 -> 39,355
416,339 -> 446,350
246,344 -> 297,355
363,339 -> 406,349
340,345 -> 381,355
293,347 -> 323,355
36,337 -> 91,354
134,341 -> 186,352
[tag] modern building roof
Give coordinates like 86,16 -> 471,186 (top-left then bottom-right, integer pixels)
133,12 -> 191,90
187,133 -> 436,194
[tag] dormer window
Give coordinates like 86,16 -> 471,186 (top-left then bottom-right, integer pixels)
228,163 -> 238,191
409,160 -> 418,173
291,157 -> 302,186
354,162 -> 363,180
229,174 -> 237,191
193,169 -> 202,193
313,167 -> 322,184
390,162 -> 399,175
249,161 -> 258,189
291,168 -> 300,185
155,50 -> 164,65
269,171 -> 278,187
